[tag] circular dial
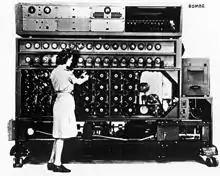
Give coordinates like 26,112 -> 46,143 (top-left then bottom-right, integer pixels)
129,43 -> 136,50
25,57 -> 31,63
25,42 -> 32,49
146,43 -> 153,50
112,43 -> 119,50
95,43 -> 102,50
43,42 -> 49,49
138,57 -> 144,63
138,43 -> 145,50
34,42 -> 40,49
104,43 -> 110,50
43,6 -> 51,14
155,43 -> 162,50
51,43 -> 58,49
121,43 -> 127,50
60,43 -> 67,49
28,6 -> 36,14
104,6 -> 111,14
86,43 -> 93,50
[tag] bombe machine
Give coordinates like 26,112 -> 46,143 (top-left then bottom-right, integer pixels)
8,2 -> 218,167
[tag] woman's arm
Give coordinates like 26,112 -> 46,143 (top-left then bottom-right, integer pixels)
69,72 -> 89,85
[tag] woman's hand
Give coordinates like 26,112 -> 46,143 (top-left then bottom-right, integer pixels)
80,72 -> 89,81
81,72 -> 87,78
84,75 -> 89,81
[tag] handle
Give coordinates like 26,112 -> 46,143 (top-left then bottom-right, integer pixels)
187,66 -> 204,71
190,85 -> 201,90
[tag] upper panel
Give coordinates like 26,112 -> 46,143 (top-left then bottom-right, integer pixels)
16,3 -> 182,38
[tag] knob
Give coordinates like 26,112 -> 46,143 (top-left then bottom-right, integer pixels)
127,107 -> 134,114
138,43 -> 145,50
34,57 -> 40,63
103,57 -> 110,67
104,43 -> 110,50
155,57 -> 161,64
98,96 -> 105,102
77,58 -> 84,67
99,85 -> 104,90
154,57 -> 161,67
140,106 -> 149,114
84,95 -> 92,102
113,73 -> 120,79
111,105 -> 121,115
97,72 -> 106,80
28,6 -> 36,14
84,104 -> 94,114
84,107 -> 91,113
27,128 -> 34,136
146,57 -> 153,64
95,43 -> 102,50
155,43 -> 161,50
34,42 -> 40,49
120,57 -> 127,67
86,43 -> 93,50
60,43 -> 67,49
124,71 -> 135,80
138,57 -> 144,63
129,57 -> 136,67
112,95 -> 120,103
129,43 -> 136,50
51,43 -> 58,49
86,57 -> 92,67
43,6 -> 51,14
112,43 -> 119,50
104,6 -> 111,14
25,57 -> 31,63
43,42 -> 49,49
146,43 -> 153,50
94,57 -> 101,67
120,43 -> 127,50
113,84 -> 120,91
25,42 -> 32,49
112,58 -> 118,67
123,84 -> 135,91
123,95 -> 135,103
96,57 -> 101,63
98,107 -> 105,113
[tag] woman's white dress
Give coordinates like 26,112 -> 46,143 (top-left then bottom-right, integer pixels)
50,65 -> 78,139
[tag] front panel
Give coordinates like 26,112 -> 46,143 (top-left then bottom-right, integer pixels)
16,38 -> 181,122
16,3 -> 182,37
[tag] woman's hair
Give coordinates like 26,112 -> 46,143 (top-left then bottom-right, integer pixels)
56,49 -> 80,69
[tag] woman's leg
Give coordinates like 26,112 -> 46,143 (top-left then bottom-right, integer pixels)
48,140 -> 56,163
54,139 -> 64,166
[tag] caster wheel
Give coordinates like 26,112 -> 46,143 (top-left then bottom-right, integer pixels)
13,157 -> 23,168
206,157 -> 218,167
211,157 -> 219,167
206,157 -> 213,167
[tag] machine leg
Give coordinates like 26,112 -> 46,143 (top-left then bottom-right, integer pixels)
199,145 -> 219,167
10,141 -> 30,168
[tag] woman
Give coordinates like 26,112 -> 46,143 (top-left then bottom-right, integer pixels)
47,49 -> 89,172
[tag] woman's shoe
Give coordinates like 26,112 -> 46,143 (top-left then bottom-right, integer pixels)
52,164 -> 71,173
47,163 -> 56,171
